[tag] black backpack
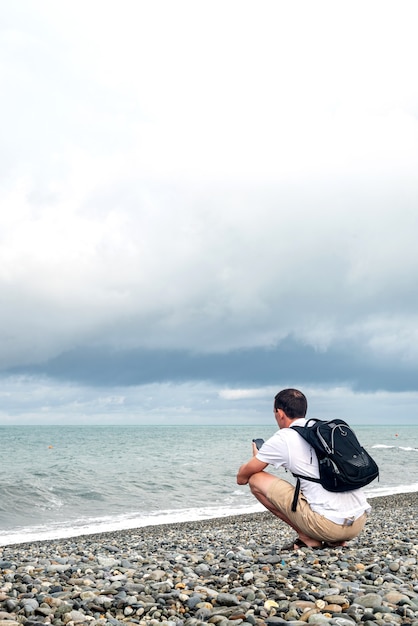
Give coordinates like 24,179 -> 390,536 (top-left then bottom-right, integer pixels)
290,418 -> 379,511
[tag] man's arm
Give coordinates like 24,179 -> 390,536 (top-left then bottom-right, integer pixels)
237,455 -> 268,485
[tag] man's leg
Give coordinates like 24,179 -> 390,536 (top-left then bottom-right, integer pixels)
248,471 -> 323,548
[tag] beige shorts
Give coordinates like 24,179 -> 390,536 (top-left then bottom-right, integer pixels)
267,477 -> 368,543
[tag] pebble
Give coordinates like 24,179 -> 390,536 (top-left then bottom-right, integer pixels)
1,493 -> 418,626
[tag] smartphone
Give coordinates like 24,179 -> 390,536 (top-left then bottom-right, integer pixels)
252,438 -> 265,450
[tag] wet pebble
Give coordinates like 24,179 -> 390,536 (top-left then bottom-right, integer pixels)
1,493 -> 418,626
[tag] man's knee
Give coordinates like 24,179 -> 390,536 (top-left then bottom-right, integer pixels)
248,473 -> 260,494
248,471 -> 276,497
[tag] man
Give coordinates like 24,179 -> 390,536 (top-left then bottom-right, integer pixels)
236,388 -> 370,550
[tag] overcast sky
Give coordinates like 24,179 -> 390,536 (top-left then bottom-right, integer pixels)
1,1 -> 418,425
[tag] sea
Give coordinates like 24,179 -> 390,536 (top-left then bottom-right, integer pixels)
0,423 -> 417,547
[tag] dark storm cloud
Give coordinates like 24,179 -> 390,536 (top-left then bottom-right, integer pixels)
7,337 -> 417,393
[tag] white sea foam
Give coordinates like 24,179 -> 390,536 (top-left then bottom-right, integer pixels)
371,444 -> 418,451
365,483 -> 418,498
0,502 -> 265,547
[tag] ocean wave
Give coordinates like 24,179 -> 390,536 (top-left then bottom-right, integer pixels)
365,483 -> 418,498
371,444 -> 418,451
1,423 -> 417,547
0,502 -> 265,547
1,482 -> 418,547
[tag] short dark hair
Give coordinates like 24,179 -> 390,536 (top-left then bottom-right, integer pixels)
274,388 -> 307,418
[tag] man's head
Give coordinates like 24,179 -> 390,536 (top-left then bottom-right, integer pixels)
274,388 -> 307,419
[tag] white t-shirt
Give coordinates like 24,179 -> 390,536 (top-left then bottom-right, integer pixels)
256,418 -> 371,523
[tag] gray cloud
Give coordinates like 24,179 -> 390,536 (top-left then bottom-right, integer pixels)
5,334 -> 418,394
1,1 -> 418,423
2,183 -> 418,369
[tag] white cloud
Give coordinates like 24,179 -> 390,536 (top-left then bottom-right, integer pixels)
1,375 -> 417,425
219,388 -> 275,400
1,178 -> 418,366
1,0 -> 418,385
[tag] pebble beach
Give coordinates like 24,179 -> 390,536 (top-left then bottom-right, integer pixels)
1,493 -> 417,626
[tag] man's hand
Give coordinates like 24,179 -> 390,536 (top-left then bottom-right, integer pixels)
236,454 -> 268,485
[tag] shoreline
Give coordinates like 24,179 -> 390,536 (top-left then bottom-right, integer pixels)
1,490 -> 417,550
1,491 -> 417,626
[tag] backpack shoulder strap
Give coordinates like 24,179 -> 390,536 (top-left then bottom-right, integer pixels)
291,473 -> 322,511
289,419 -> 323,511
290,418 -> 321,433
